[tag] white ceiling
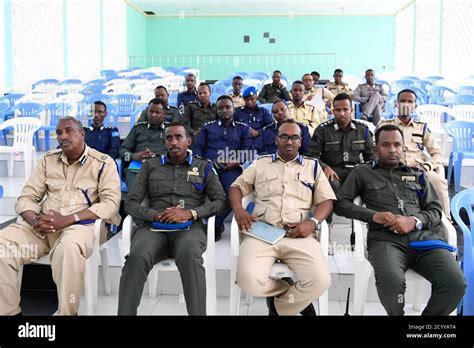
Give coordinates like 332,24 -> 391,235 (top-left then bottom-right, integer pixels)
127,0 -> 414,17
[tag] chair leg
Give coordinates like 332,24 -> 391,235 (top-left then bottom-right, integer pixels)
318,290 -> 329,315
23,150 -> 32,179
447,153 -> 453,186
148,266 -> 159,298
205,264 -> 217,315
229,267 -> 241,315
99,248 -> 111,296
354,260 -> 372,315
245,293 -> 253,305
44,130 -> 50,152
7,153 -> 14,177
84,257 -> 99,315
453,153 -> 463,192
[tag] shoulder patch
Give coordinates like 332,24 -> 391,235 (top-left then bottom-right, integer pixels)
193,154 -> 213,163
135,121 -> 147,127
318,119 -> 335,128
203,120 -> 217,126
256,154 -> 273,160
235,121 -> 248,127
88,148 -> 109,162
44,148 -> 62,156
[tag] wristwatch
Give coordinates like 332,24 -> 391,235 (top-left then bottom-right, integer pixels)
310,217 -> 321,231
412,216 -> 423,230
73,213 -> 80,222
190,209 -> 198,221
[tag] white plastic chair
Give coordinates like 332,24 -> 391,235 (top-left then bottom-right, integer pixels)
352,197 -> 457,315
182,69 -> 200,82
0,117 -> 41,178
121,214 -> 217,315
17,93 -> 54,105
452,105 -> 474,121
229,193 -> 330,315
415,105 -> 453,132
167,75 -> 185,93
54,93 -> 85,117
17,219 -> 111,315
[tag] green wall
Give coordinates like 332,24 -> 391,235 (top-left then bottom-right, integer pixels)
127,4 -> 147,65
127,13 -> 395,80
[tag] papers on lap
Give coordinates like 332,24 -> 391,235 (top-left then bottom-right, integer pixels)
243,221 -> 286,245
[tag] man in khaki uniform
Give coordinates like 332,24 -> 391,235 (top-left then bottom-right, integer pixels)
379,89 -> 450,217
353,69 -> 387,125
229,119 -> 335,316
302,73 -> 335,104
0,117 -> 121,316
288,80 -> 322,136
326,69 -> 353,97
227,76 -> 245,108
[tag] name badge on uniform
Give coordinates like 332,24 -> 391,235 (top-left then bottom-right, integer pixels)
187,167 -> 200,176
402,176 -> 416,182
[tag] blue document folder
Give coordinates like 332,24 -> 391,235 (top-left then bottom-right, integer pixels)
243,221 -> 286,245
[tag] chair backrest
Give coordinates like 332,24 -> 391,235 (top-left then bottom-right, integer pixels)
84,93 -> 111,105
168,93 -> 178,107
0,117 -> 42,147
451,189 -> 474,264
0,101 -> 10,121
18,93 -> 53,105
424,75 -> 444,84
457,86 -> 474,95
413,79 -> 433,93
391,79 -> 415,93
113,94 -> 139,113
210,84 -> 228,95
454,94 -> 474,105
243,79 -> 263,89
44,103 -> 73,126
80,84 -> 106,96
131,84 -> 155,102
85,79 -> 106,87
444,120 -> 474,152
427,85 -> 456,104
12,102 -> 44,117
215,79 -> 233,87
452,105 -> 474,121
415,104 -> 453,129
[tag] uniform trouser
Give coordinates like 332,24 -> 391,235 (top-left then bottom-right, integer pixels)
215,168 -> 241,233
368,239 -> 466,315
118,222 -> 207,315
425,170 -> 450,217
361,92 -> 384,125
0,220 -> 96,315
237,235 -> 331,315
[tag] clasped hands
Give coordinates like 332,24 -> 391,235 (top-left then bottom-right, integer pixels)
373,212 -> 416,234
155,206 -> 193,224
31,210 -> 71,234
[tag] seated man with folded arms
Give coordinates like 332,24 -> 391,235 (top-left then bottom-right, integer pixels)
334,125 -> 465,315
353,69 -> 387,125
118,122 -> 227,315
0,117 -> 121,315
229,119 -> 336,316
255,101 -> 311,155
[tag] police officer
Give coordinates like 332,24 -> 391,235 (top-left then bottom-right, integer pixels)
307,93 -> 374,251
257,70 -> 291,104
233,86 -> 274,145
255,100 -> 310,155
193,95 -> 253,241
182,83 -> 217,138
118,122 -> 227,315
84,101 -> 121,159
288,81 -> 322,136
326,69 -> 353,97
353,69 -> 388,125
119,98 -> 169,190
334,125 -> 465,315
379,89 -> 450,218
227,76 -> 245,108
0,116 -> 121,315
229,119 -> 336,316
136,85 -> 180,124
177,73 -> 199,112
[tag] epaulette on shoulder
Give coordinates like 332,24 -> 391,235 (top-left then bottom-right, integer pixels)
193,154 -> 213,163
255,154 -> 273,160
302,155 -> 317,160
262,122 -> 277,131
235,121 -> 248,127
88,148 -> 110,162
203,120 -> 217,126
106,126 -> 119,130
135,121 -> 147,127
318,119 -> 334,128
189,100 -> 199,105
44,148 -> 62,156
353,119 -> 369,127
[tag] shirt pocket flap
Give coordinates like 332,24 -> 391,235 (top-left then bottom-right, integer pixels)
187,175 -> 205,185
46,178 -> 66,191
351,140 -> 366,151
256,170 -> 278,183
325,141 -> 339,151
367,182 -> 388,190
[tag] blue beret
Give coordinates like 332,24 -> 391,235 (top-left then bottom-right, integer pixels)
243,86 -> 257,98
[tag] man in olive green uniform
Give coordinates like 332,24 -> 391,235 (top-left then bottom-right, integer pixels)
0,117 -> 121,315
229,119 -> 336,316
334,125 -> 465,315
183,83 -> 217,138
379,89 -> 450,217
118,123 -> 227,315
307,93 -> 374,251
119,98 -> 169,190
257,70 -> 291,104
136,85 -> 180,124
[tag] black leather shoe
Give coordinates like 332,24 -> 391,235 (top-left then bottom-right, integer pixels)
300,303 -> 316,316
266,297 -> 279,316
215,225 -> 224,242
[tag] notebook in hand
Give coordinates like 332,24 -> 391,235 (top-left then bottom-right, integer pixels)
243,221 -> 286,245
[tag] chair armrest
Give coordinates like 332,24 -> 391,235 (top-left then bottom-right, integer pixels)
121,215 -> 134,261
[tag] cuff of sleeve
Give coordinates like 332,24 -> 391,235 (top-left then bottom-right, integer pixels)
15,203 -> 41,215
195,206 -> 207,219
364,209 -> 379,223
145,209 -> 158,222
412,213 -> 427,227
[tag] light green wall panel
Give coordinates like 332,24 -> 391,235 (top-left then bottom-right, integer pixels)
128,15 -> 395,80
127,4 -> 147,66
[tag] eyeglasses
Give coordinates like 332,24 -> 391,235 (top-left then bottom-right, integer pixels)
278,134 -> 301,143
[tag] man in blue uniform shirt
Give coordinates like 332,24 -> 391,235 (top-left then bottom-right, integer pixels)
84,101 -> 120,159
233,86 -> 273,145
255,100 -> 310,155
194,95 -> 253,241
